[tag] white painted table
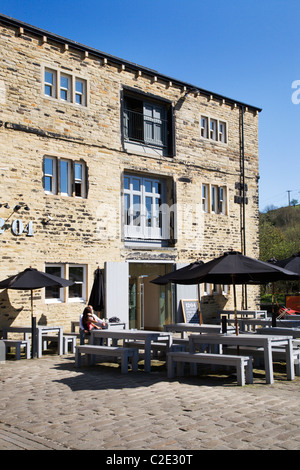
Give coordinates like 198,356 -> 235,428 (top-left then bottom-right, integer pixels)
188,333 -> 294,384
164,323 -> 228,338
2,326 -> 63,358
90,329 -> 172,372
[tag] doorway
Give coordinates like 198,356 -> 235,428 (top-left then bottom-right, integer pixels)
129,263 -> 174,330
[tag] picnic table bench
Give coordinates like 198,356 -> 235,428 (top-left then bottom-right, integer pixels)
3,339 -> 30,360
75,345 -> 138,373
167,351 -> 253,386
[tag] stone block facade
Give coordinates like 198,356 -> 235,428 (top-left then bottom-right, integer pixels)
0,15 -> 261,331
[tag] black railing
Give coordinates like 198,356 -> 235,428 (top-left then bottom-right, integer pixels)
123,109 -> 168,148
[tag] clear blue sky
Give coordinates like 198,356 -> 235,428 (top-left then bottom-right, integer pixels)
1,0 -> 299,211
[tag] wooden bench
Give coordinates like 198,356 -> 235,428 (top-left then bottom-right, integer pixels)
124,339 -> 185,357
75,345 -> 139,373
224,345 -> 300,376
42,334 -> 76,354
167,351 -> 253,386
3,339 -> 30,360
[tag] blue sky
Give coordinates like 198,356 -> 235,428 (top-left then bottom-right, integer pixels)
1,0 -> 299,211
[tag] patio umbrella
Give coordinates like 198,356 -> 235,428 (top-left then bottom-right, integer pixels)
88,267 -> 104,313
276,252 -> 300,273
152,251 -> 300,334
0,267 -> 74,357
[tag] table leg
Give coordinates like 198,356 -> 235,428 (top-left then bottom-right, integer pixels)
58,329 -> 63,355
263,339 -> 274,384
37,329 -> 42,358
144,337 -> 151,372
285,339 -> 295,381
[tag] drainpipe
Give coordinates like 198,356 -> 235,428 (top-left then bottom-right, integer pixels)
240,106 -> 247,309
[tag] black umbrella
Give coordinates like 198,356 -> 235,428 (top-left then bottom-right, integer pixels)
88,267 -> 104,313
276,252 -> 300,273
0,267 -> 74,357
152,251 -> 300,333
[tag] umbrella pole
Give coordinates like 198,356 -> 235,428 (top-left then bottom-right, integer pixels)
31,290 -> 37,359
197,283 -> 203,325
232,276 -> 239,336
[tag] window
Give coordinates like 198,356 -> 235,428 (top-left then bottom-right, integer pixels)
45,264 -> 86,303
43,156 -> 87,198
44,157 -> 56,194
43,67 -> 87,106
219,121 -> 227,143
201,115 -> 227,143
201,116 -> 208,139
210,119 -> 217,140
75,79 -> 86,106
123,91 -> 174,156
203,283 -> 228,296
44,68 -> 56,97
68,265 -> 86,302
202,183 -> 227,215
45,264 -> 65,302
202,184 -> 209,213
60,74 -> 71,102
123,174 -> 168,241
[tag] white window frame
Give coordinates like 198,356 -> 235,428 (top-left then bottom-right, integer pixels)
60,73 -> 71,102
60,159 -> 72,196
43,66 -> 87,107
200,115 -> 227,144
74,162 -> 86,198
68,264 -> 87,303
219,121 -> 227,143
44,68 -> 56,98
210,119 -> 217,141
202,184 -> 209,213
202,183 -> 227,215
45,264 -> 65,303
123,174 -> 166,240
44,156 -> 57,195
75,78 -> 86,106
201,116 -> 208,139
43,156 -> 86,198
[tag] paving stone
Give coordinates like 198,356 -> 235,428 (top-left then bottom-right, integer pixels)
0,355 -> 300,450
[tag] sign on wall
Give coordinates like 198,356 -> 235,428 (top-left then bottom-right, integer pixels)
0,218 -> 34,236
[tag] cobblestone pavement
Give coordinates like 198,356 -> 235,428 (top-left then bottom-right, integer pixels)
0,354 -> 300,451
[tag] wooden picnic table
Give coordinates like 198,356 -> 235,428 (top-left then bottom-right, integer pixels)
90,329 -> 173,372
188,333 -> 294,384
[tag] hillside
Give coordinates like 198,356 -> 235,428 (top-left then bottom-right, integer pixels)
259,205 -> 300,301
259,204 -> 300,261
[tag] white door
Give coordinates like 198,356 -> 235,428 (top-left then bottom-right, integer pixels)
105,262 -> 129,327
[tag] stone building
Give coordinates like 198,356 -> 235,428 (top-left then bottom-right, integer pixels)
0,14 -> 261,332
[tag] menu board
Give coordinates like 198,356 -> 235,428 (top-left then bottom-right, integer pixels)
181,299 -> 199,324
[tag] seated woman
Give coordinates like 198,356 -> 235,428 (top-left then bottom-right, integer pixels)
81,306 -> 106,333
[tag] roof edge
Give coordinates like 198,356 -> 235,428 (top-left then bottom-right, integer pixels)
0,13 -> 262,112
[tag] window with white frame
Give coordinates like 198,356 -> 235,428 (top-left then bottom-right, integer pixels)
202,184 -> 209,213
45,264 -> 65,302
68,265 -> 86,302
202,183 -> 227,215
43,157 -> 86,198
44,67 -> 87,106
45,264 -> 86,302
203,283 -> 229,296
123,174 -> 168,240
200,115 -> 227,144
